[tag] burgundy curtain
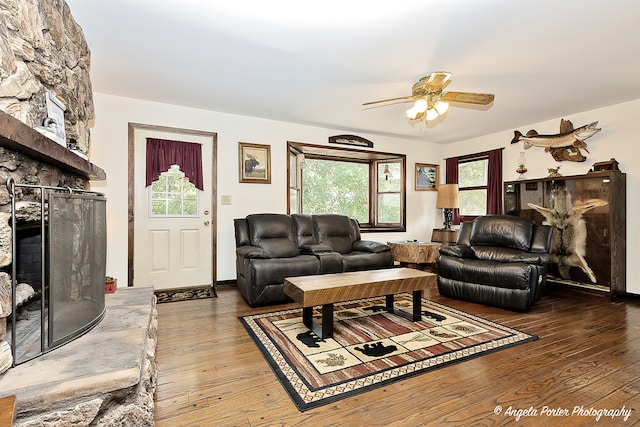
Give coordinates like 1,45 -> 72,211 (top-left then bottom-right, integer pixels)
146,138 -> 204,190
445,157 -> 460,225
486,148 -> 503,214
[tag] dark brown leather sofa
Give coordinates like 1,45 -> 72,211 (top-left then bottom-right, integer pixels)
437,215 -> 553,311
234,213 -> 393,306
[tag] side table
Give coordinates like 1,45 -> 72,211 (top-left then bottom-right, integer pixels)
431,229 -> 459,246
387,241 -> 441,272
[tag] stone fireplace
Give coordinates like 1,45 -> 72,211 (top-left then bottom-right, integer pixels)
1,0 -> 101,371
0,1 -> 158,425
0,109 -> 106,367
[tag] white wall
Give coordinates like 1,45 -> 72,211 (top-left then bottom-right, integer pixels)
441,99 -> 640,295
88,93 -> 444,284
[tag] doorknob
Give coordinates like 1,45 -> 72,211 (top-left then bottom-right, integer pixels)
204,220 -> 210,226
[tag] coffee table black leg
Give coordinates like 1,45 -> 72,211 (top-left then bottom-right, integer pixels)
303,307 -> 313,330
386,294 -> 394,313
412,290 -> 422,321
302,304 -> 334,339
321,303 -> 333,339
385,291 -> 423,322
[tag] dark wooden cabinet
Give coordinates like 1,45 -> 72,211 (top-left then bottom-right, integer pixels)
504,170 -> 626,298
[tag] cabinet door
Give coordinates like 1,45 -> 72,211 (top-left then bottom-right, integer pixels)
505,175 -> 613,288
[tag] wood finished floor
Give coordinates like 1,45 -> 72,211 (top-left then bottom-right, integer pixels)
153,283 -> 640,426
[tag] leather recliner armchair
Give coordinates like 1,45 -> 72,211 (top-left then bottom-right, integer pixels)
234,213 -> 393,306
437,215 -> 553,311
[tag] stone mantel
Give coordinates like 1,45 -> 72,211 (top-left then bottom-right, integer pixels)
0,110 -> 105,181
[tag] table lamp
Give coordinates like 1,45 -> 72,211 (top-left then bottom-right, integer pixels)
436,184 -> 459,230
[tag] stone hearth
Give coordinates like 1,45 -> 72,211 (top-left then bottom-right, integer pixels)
0,287 -> 158,426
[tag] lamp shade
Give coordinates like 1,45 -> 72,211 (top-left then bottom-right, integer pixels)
436,184 -> 459,209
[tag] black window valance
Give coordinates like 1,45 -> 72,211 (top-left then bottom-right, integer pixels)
146,138 -> 204,190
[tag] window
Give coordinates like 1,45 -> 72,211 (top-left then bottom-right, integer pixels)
458,156 -> 489,217
149,164 -> 198,216
288,142 -> 405,231
446,148 -> 503,224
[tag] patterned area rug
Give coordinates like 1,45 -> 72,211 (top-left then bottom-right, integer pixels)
240,293 -> 537,411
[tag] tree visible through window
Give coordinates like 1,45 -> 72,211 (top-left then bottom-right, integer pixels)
458,157 -> 488,216
288,142 -> 405,231
301,158 -> 369,223
150,164 -> 198,216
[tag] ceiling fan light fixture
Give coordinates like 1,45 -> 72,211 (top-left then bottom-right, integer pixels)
414,99 -> 428,113
406,106 -> 418,120
426,108 -> 439,121
434,100 -> 449,115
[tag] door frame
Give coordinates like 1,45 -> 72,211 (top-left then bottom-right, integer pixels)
127,122 -> 217,288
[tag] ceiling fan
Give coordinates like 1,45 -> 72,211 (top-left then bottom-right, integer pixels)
363,71 -> 495,122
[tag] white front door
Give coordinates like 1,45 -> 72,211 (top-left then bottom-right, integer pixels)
133,125 -> 214,290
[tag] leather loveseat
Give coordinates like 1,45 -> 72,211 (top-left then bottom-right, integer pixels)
234,213 -> 393,306
437,215 -> 553,311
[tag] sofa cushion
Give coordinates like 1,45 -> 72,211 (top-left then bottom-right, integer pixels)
349,218 -> 361,242
470,215 -> 533,252
439,244 -> 476,259
234,218 -> 251,246
247,214 -> 300,258
352,240 -> 390,253
247,256 -> 319,287
236,245 -> 271,259
313,214 -> 353,254
342,251 -> 394,272
292,214 -> 316,247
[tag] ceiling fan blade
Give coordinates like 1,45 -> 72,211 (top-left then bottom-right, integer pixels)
441,91 -> 495,105
423,71 -> 453,91
362,96 -> 414,106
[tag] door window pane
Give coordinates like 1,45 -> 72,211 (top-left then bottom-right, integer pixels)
150,164 -> 198,216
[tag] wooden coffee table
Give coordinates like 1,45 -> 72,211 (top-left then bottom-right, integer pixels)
283,267 -> 436,339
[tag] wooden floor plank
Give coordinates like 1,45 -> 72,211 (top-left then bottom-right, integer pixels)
154,284 -> 640,426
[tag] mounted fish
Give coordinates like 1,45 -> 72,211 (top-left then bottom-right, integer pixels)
511,119 -> 601,162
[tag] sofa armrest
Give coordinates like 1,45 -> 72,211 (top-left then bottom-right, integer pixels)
300,244 -> 334,254
236,245 -> 271,259
352,240 -> 390,253
472,246 -> 550,265
439,245 -> 476,259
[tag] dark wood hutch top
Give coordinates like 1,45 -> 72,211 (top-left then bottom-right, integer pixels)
505,169 -> 623,185
0,110 -> 105,181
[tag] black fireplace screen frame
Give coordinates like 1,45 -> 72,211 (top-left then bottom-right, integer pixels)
7,178 -> 107,366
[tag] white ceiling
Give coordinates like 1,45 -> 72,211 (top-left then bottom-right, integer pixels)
65,0 -> 640,144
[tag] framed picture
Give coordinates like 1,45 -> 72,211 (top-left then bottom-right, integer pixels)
415,163 -> 439,191
239,142 -> 271,184
45,91 -> 67,147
